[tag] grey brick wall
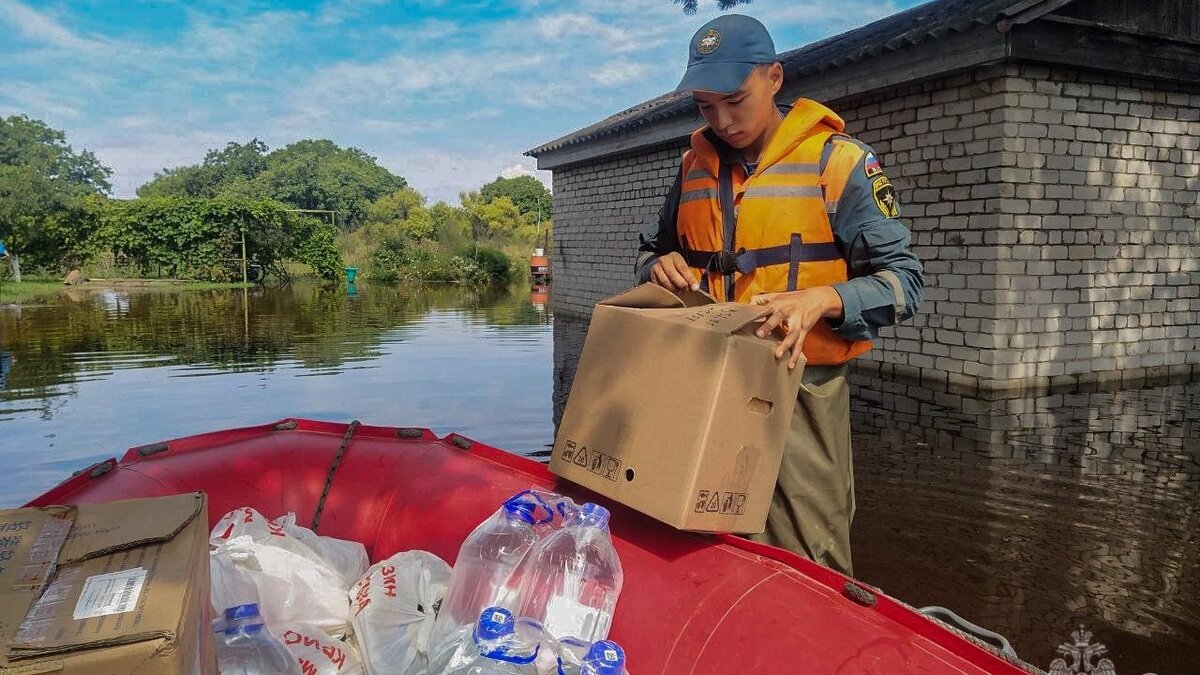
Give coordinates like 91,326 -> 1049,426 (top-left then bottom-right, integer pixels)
549,142 -> 686,316
548,64 -> 1200,390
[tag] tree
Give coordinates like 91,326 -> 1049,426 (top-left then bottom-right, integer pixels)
365,187 -> 437,241
368,186 -> 424,224
429,201 -> 471,249
0,115 -> 112,280
249,140 -> 405,229
136,138 -> 407,229
673,0 -> 751,13
463,193 -> 525,241
479,175 -> 551,220
137,139 -> 268,199
89,197 -> 341,281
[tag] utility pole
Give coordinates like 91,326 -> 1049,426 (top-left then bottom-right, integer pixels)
240,226 -> 248,286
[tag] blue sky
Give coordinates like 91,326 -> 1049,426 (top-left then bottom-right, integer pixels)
0,0 -> 922,202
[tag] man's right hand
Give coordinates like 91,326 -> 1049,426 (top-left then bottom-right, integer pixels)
649,252 -> 698,292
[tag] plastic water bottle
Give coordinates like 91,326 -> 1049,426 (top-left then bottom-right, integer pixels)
556,639 -> 626,675
214,604 -> 299,675
434,491 -> 548,647
515,503 -> 623,643
426,607 -> 542,675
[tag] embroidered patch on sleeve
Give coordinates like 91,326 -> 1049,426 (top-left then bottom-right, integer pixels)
864,152 -> 883,178
872,176 -> 900,218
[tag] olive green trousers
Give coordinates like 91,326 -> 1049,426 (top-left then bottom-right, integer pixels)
748,363 -> 855,577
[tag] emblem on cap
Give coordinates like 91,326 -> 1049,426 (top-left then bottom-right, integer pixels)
697,28 -> 721,55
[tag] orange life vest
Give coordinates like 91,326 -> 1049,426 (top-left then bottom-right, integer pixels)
676,98 -> 872,365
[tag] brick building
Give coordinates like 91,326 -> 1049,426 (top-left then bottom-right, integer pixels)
527,0 -> 1200,392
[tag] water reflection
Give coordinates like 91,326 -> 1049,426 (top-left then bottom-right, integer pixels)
0,282 -> 553,505
551,316 -> 1198,674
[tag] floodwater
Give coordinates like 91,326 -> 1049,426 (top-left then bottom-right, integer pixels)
553,313 -> 1199,675
2,284 -> 1197,673
0,283 -> 553,505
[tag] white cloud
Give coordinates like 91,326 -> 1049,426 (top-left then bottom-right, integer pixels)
465,107 -> 503,121
764,1 -> 900,29
589,59 -> 656,87
381,149 -> 550,204
86,128 -> 235,197
294,51 -> 545,112
315,0 -> 390,27
0,82 -> 81,120
177,9 -> 305,63
0,0 -> 111,53
384,18 -> 461,42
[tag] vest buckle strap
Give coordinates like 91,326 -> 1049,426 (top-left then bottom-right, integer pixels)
680,242 -> 842,277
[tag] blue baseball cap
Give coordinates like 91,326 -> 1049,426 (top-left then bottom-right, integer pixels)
675,14 -> 777,94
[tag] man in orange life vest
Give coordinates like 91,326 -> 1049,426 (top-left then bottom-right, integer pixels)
636,15 -> 924,576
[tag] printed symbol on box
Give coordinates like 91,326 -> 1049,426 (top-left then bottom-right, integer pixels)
694,490 -> 748,515
561,440 -> 577,463
721,493 -> 748,515
604,458 -> 620,481
575,447 -> 620,482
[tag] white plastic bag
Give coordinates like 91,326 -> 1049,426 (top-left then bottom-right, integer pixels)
212,535 -> 351,635
209,546 -> 261,613
275,513 -> 369,586
211,507 -> 368,587
276,622 -> 364,675
349,551 -> 451,675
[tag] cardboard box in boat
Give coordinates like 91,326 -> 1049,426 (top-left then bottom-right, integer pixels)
0,492 -> 215,674
551,284 -> 804,533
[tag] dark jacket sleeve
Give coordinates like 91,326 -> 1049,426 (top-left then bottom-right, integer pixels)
634,169 -> 683,283
826,140 -> 924,341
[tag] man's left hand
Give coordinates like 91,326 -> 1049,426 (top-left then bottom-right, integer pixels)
751,287 -> 845,370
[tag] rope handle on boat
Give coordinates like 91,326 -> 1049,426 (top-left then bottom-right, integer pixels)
918,606 -> 1020,662
312,420 -> 359,533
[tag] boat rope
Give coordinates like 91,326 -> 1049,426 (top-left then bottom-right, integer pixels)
312,419 -> 359,533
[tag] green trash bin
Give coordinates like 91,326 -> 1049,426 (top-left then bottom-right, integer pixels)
345,267 -> 358,283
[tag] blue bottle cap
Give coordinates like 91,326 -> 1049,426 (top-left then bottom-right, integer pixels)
476,607 -> 516,642
223,604 -> 261,621
225,623 -> 267,637
578,503 -> 611,528
585,640 -> 625,674
503,499 -> 537,525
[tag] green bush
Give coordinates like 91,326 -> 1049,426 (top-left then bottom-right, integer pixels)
463,243 -> 511,283
368,239 -> 402,282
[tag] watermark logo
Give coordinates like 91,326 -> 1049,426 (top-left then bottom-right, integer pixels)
1046,624 -> 1156,672
1048,625 -> 1117,675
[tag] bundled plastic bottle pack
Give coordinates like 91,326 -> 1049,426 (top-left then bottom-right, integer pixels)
429,489 -> 628,675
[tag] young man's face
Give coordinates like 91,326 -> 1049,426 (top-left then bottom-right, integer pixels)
692,63 -> 784,150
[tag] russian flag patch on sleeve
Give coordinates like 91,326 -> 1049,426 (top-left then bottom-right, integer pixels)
864,152 -> 883,178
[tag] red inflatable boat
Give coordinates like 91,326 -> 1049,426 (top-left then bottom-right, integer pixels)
26,419 -> 1032,674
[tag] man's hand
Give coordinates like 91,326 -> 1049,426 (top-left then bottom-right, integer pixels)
751,287 -> 845,370
649,251 -> 698,292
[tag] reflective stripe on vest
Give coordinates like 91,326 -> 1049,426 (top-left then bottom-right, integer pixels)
675,98 -> 873,365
